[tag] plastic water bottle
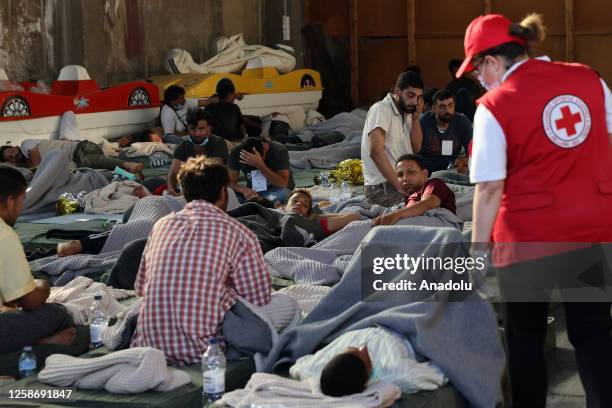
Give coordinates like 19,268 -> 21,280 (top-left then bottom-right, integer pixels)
89,293 -> 109,350
340,181 -> 352,201
18,346 -> 37,378
329,183 -> 340,203
202,338 -> 226,406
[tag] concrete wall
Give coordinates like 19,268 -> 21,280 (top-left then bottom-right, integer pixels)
0,0 -> 277,86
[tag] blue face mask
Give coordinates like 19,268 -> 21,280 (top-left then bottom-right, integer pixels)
173,104 -> 184,111
188,136 -> 209,146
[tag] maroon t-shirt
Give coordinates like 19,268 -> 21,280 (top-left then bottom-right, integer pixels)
405,178 -> 456,214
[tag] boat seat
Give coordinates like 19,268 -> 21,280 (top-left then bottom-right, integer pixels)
52,65 -> 100,95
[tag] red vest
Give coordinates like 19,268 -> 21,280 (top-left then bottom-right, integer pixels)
478,59 -> 612,260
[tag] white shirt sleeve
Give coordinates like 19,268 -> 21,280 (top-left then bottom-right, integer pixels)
160,105 -> 179,136
20,139 -> 42,159
364,102 -> 392,136
600,78 -> 612,133
469,105 -> 507,183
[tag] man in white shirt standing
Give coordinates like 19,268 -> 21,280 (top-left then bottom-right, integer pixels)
361,71 -> 425,207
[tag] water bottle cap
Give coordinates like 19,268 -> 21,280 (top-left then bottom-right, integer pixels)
23,346 -> 32,351
94,293 -> 102,300
209,337 -> 217,345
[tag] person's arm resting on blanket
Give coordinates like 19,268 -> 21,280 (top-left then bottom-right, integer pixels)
372,193 -> 440,226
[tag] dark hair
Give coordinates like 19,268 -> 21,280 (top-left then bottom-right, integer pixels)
477,13 -> 547,66
432,89 -> 455,104
320,353 -> 368,397
300,74 -> 315,87
404,65 -> 422,76
216,78 -> 236,100
0,165 -> 27,202
163,85 -> 185,104
395,71 -> 424,91
239,137 -> 266,156
0,145 -> 13,163
396,153 -> 426,170
290,188 -> 313,215
178,156 -> 229,203
448,59 -> 462,74
186,108 -> 213,128
423,88 -> 439,106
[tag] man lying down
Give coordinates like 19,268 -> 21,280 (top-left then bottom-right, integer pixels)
224,189 -> 362,253
291,326 -> 447,396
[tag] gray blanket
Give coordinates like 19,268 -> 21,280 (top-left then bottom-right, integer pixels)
262,226 -> 505,408
34,251 -> 121,286
228,203 -> 327,253
22,149 -> 109,215
266,208 -> 463,285
289,127 -> 363,170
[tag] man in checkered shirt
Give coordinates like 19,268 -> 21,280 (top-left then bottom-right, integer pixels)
130,156 -> 271,365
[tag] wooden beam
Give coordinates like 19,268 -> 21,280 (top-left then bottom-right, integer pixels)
483,0 -> 492,14
349,0 -> 359,105
407,0 -> 416,65
565,0 -> 574,61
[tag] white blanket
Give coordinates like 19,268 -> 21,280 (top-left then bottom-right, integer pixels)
38,347 -> 191,393
220,372 -> 401,408
47,276 -> 135,325
83,180 -> 143,214
165,34 -> 296,74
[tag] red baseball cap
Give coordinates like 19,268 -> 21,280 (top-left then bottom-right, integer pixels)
456,14 -> 526,78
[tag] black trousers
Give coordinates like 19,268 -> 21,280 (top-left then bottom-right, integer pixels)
503,301 -> 612,407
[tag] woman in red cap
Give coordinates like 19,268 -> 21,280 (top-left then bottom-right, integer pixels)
461,13 -> 612,407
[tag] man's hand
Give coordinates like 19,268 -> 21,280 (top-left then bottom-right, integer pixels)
454,156 -> 469,174
372,211 -> 400,226
239,148 -> 265,169
413,96 -> 424,121
242,187 -> 260,200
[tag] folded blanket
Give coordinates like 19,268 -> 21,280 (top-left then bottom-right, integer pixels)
38,347 -> 191,393
47,276 -> 135,324
83,181 -> 143,214
220,372 -> 401,408
37,251 -> 121,286
122,142 -> 175,158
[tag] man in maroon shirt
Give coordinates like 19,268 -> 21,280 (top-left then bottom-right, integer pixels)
372,154 -> 456,225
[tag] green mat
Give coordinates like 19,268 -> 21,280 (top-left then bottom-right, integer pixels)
0,350 -> 255,408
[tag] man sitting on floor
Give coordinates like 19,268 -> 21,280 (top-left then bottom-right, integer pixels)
0,139 -> 144,175
131,156 -> 271,365
0,166 -> 76,355
285,189 -> 360,236
372,154 -> 456,226
167,108 -> 229,195
228,136 -> 295,204
205,78 -> 249,144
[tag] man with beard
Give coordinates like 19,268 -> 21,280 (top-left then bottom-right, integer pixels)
167,108 -> 229,195
418,89 -> 473,175
361,71 -> 425,207
372,154 -> 456,226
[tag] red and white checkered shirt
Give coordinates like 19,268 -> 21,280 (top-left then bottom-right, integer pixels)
130,200 -> 271,365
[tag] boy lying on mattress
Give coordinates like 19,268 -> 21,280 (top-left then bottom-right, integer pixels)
291,326 -> 447,396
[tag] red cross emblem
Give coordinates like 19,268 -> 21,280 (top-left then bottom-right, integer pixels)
555,106 -> 582,136
543,95 -> 591,149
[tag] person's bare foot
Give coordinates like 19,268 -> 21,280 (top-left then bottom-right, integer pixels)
57,240 -> 83,257
36,327 -> 77,346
